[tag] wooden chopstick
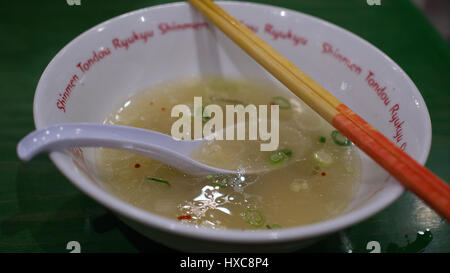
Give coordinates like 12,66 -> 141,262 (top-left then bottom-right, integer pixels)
194,0 -> 450,198
193,0 -> 450,206
193,0 -> 450,195
191,1 -> 450,199
188,0 -> 450,220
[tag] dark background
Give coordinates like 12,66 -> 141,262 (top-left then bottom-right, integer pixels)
0,0 -> 448,253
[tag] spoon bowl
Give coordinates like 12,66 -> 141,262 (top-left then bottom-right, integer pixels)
17,123 -> 240,175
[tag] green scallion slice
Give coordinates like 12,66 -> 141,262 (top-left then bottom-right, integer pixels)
269,149 -> 293,164
202,106 -> 211,123
331,130 -> 352,146
207,174 -> 228,181
146,177 -> 171,187
243,210 -> 265,227
313,150 -> 333,166
279,149 -> 292,157
319,136 -> 326,143
269,153 -> 284,163
266,224 -> 282,229
271,96 -> 291,109
211,182 -> 227,188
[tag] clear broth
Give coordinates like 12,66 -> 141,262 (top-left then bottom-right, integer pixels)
95,77 -> 361,229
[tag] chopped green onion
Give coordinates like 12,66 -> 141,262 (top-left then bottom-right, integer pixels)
211,182 -> 227,188
313,150 -> 333,166
194,106 -> 211,123
269,153 -> 284,163
319,136 -> 326,143
207,174 -> 229,188
279,149 -> 292,157
207,174 -> 228,181
269,149 -> 293,164
146,177 -> 171,187
271,96 -> 291,109
201,107 -> 211,123
331,130 -> 352,146
266,224 -> 281,229
243,210 -> 265,227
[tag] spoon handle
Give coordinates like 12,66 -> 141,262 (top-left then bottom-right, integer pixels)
17,123 -> 204,167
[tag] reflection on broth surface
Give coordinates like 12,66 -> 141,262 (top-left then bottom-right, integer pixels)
96,77 -> 361,229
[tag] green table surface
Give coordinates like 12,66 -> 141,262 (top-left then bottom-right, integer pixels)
0,0 -> 449,253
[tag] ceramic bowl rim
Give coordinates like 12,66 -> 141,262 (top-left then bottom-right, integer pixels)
33,1 -> 432,244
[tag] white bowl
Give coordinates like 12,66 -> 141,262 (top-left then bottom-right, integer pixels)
33,1 -> 431,252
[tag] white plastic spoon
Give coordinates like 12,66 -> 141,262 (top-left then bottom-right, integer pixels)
17,123 -> 238,175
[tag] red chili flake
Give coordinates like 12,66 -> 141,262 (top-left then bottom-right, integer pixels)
134,163 -> 141,168
161,107 -> 166,111
321,172 -> 326,176
149,101 -> 154,106
177,215 -> 192,221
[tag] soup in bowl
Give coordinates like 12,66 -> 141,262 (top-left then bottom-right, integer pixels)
32,2 -> 431,251
96,77 -> 362,229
